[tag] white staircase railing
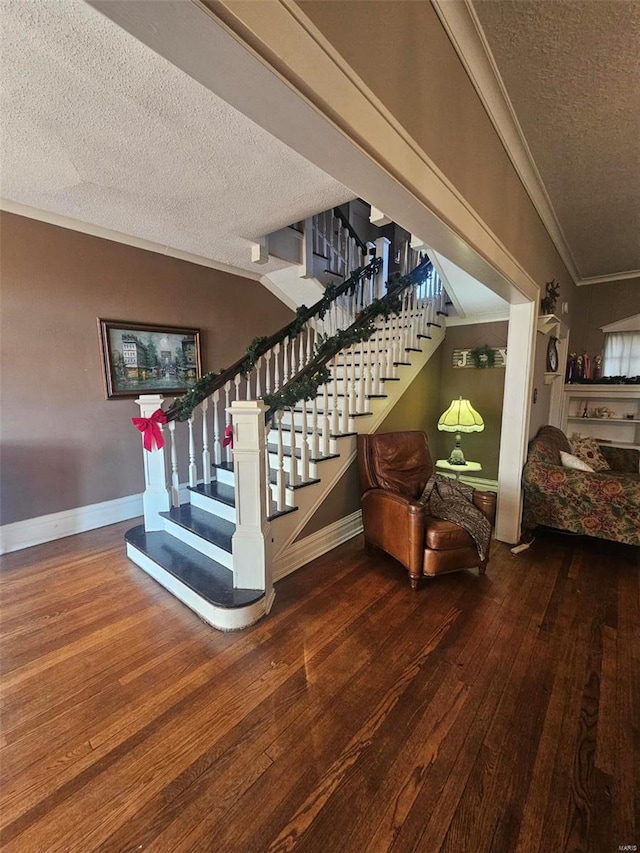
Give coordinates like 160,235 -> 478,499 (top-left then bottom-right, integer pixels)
132,233 -> 445,623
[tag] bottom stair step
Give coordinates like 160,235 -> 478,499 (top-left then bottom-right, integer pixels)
125,525 -> 263,610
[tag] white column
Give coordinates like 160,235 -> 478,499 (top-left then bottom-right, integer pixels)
496,301 -> 537,544
228,400 -> 273,601
134,394 -> 170,531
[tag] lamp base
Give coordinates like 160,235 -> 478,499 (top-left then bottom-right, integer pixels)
447,433 -> 466,465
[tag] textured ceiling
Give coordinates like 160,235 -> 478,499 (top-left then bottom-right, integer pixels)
473,0 -> 640,280
0,0 -> 354,274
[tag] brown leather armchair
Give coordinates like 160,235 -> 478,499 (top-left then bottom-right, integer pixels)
357,431 -> 497,589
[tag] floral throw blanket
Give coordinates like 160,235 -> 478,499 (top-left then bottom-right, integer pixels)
419,474 -> 491,561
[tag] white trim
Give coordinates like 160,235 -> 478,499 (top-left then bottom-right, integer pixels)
273,509 -> 363,581
0,493 -> 143,555
600,314 -> 640,333
126,542 -> 266,631
0,482 -> 196,555
446,312 -> 509,327
432,1 -> 640,288
0,199 -> 262,281
89,0 -> 538,305
432,0 -> 581,284
496,301 -> 537,543
579,270 -> 640,286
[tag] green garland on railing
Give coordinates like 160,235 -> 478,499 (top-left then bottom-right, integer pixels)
170,262 -> 423,420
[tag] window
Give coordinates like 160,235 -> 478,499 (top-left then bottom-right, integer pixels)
602,331 -> 640,377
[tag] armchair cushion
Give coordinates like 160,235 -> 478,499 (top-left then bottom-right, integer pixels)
424,517 -> 475,550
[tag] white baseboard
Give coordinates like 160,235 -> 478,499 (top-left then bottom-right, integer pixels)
0,493 -> 144,555
0,482 -> 199,555
273,509 -> 363,581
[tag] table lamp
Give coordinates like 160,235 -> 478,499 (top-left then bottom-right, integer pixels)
437,397 -> 484,465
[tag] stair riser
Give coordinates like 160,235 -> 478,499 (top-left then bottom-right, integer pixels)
268,482 -> 297,507
214,467 -> 235,488
126,542 -> 264,631
162,517 -> 233,569
189,490 -> 235,523
267,451 -> 319,478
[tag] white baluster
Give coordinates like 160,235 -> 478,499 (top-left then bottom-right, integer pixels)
283,338 -> 290,385
364,337 -> 373,400
348,344 -> 357,417
168,420 -> 180,507
224,382 -> 232,464
373,328 -> 382,396
288,408 -> 298,486
298,333 -> 305,373
274,343 -> 281,391
331,360 -> 341,436
321,383 -> 330,457
187,414 -> 197,487
234,374 -> 241,401
290,335 -> 297,377
212,390 -> 222,465
305,323 -> 313,367
264,350 -> 272,395
356,340 -> 366,413
255,356 -> 262,399
265,420 -> 273,518
276,410 -> 286,512
300,400 -> 310,482
245,370 -> 252,401
311,395 -> 320,460
201,399 -> 211,485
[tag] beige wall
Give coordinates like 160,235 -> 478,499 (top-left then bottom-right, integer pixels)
0,212 -> 293,525
296,0 -> 576,311
433,323 -> 507,480
296,344 -> 444,539
567,279 -> 640,360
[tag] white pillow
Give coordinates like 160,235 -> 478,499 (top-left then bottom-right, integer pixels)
560,451 -> 594,472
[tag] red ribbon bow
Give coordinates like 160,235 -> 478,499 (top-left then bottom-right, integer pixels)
223,423 -> 234,449
132,408 -> 167,452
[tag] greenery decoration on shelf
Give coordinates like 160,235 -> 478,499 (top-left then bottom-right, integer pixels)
470,344 -> 496,369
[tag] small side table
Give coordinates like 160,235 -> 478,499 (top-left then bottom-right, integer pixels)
435,459 -> 482,480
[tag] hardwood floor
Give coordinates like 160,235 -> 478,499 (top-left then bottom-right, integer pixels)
1,522 -> 638,852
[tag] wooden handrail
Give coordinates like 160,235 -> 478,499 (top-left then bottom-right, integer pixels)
264,257 -> 433,420
165,256 -> 382,422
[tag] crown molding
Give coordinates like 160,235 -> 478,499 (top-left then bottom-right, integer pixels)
578,269 -> 640,286
432,0 -> 583,284
0,199 -> 263,281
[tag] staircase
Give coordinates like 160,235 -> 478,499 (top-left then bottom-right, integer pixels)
126,214 -> 447,631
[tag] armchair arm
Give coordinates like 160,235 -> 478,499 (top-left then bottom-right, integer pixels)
472,490 -> 497,525
361,489 -> 425,575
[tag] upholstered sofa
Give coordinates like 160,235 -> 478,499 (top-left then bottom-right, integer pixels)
522,425 -> 640,546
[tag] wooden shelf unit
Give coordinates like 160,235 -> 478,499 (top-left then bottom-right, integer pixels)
560,385 -> 640,450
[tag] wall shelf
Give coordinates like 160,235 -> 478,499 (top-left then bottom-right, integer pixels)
561,384 -> 640,447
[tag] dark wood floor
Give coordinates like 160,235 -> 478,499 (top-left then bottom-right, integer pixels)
1,522 -> 638,852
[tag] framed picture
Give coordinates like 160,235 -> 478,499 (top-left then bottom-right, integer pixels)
98,319 -> 202,399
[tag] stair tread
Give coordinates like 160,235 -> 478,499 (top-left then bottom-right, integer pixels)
214,461 -> 234,473
189,482 -> 235,507
125,525 -> 262,609
161,505 -> 234,553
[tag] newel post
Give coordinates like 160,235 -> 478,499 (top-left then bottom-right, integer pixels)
375,236 -> 390,297
228,400 -> 273,602
135,394 -> 171,531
